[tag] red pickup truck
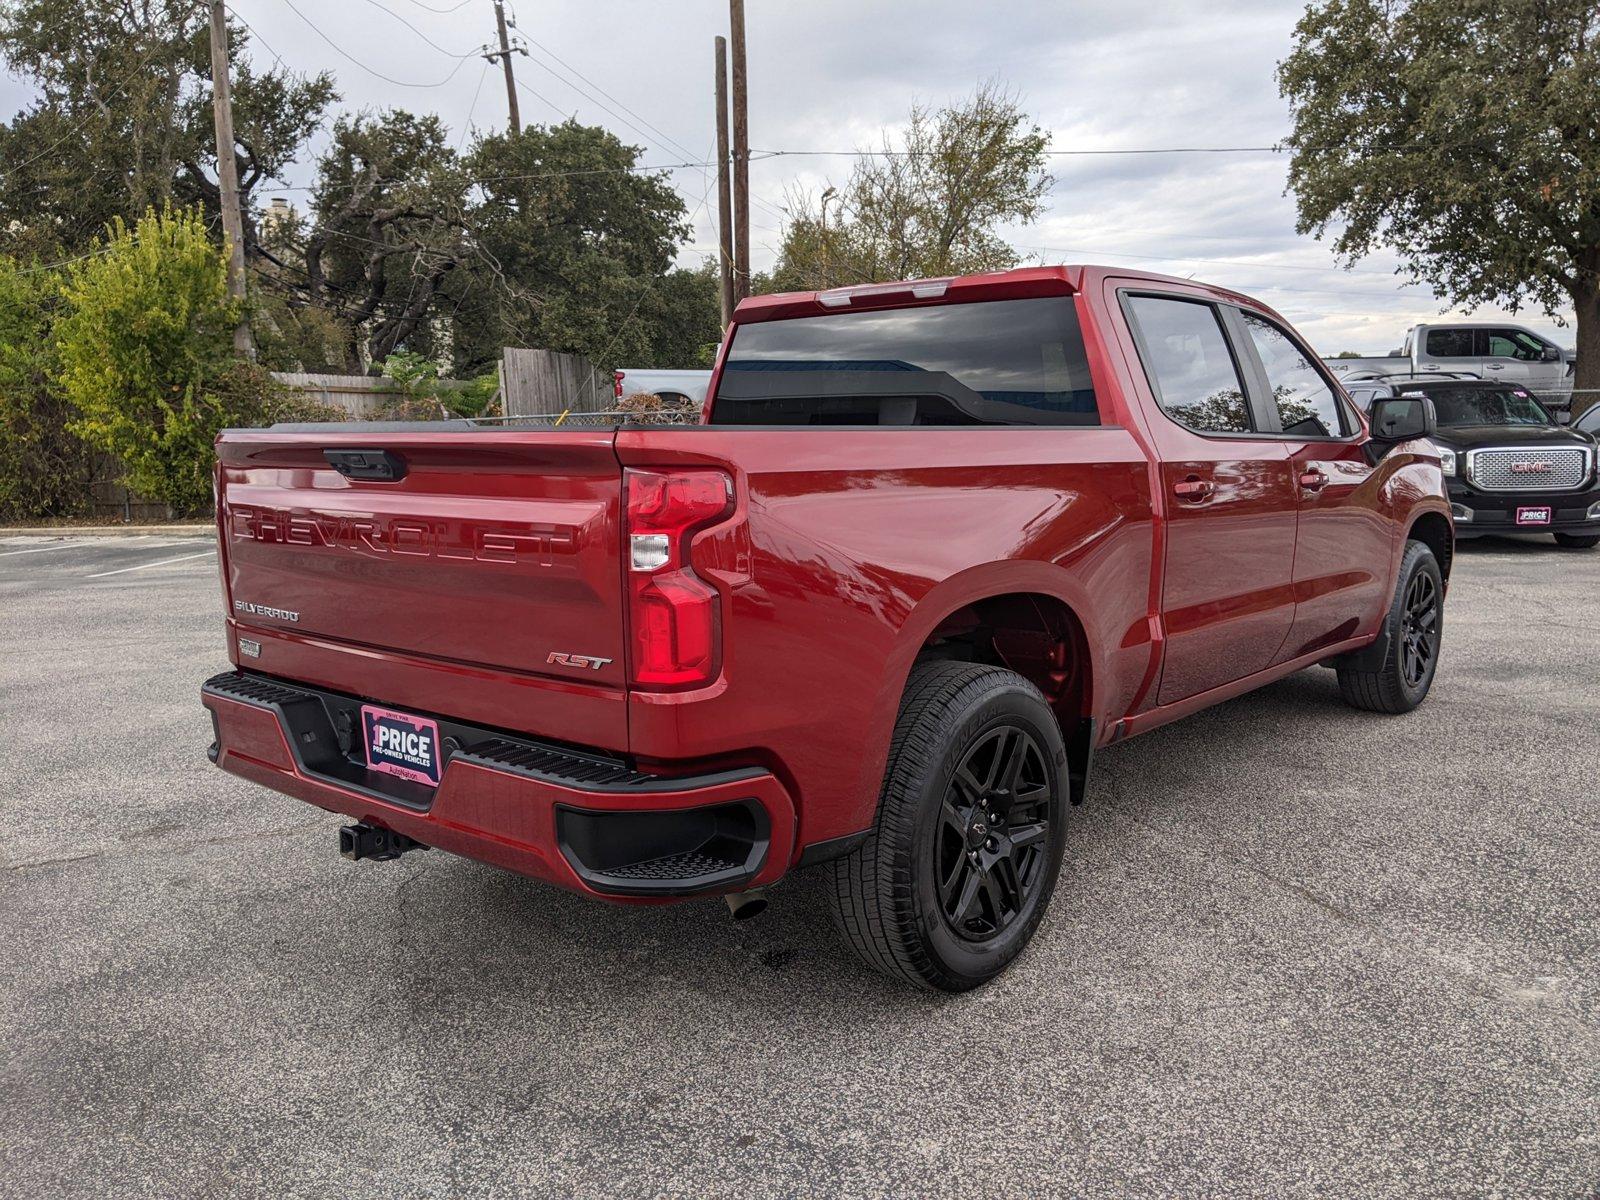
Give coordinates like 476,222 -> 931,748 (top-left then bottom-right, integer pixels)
203,266 -> 1452,991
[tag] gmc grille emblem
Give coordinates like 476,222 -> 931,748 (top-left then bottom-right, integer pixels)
1509,461 -> 1552,474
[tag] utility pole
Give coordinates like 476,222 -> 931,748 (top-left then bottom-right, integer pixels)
820,185 -> 836,286
486,1 -> 524,135
714,36 -> 735,327
208,0 -> 253,358
729,0 -> 750,301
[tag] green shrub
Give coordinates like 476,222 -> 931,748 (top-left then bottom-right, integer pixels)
379,351 -> 500,419
53,206 -> 240,516
211,361 -> 347,427
0,259 -> 92,522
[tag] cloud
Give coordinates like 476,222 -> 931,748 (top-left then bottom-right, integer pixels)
1,0 -> 1576,352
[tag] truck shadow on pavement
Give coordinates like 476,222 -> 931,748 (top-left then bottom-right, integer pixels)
373,665 -> 1377,1016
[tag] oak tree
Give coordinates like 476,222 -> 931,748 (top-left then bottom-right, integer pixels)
1279,0 -> 1600,412
771,81 -> 1053,291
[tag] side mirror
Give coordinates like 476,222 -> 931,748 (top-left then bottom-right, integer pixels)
1541,346 -> 1562,363
1369,396 -> 1437,441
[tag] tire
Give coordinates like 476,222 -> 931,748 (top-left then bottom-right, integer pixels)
1337,538 -> 1443,714
828,661 -> 1070,992
1553,532 -> 1600,549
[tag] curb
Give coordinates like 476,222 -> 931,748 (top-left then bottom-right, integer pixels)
1,525 -> 214,539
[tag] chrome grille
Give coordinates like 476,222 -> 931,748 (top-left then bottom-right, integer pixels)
1469,447 -> 1590,492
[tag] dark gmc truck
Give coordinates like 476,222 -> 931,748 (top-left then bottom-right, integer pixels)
203,266 -> 1452,991
1346,379 -> 1600,548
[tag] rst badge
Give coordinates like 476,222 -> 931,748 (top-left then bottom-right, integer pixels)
547,652 -> 613,671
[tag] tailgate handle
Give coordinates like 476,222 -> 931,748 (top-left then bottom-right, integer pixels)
324,448 -> 407,482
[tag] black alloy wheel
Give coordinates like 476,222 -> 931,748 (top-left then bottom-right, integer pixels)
828,661 -> 1070,991
936,726 -> 1052,941
1398,569 -> 1439,689
1336,538 -> 1444,714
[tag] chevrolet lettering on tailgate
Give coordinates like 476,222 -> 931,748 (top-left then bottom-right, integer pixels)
228,505 -> 580,568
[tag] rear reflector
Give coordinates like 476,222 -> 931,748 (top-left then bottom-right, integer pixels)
625,469 -> 733,689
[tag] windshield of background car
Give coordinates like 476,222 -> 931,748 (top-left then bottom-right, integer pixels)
711,297 -> 1099,426
1410,386 -> 1553,427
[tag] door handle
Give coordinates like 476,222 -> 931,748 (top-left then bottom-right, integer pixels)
1173,477 -> 1214,502
1299,469 -> 1328,492
1485,363 -> 1505,371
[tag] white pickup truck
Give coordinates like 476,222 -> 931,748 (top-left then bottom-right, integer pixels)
612,368 -> 713,409
1323,322 -> 1575,403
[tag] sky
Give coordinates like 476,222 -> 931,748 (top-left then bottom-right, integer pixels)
0,0 -> 1578,354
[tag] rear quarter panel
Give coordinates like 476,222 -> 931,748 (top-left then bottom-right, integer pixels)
616,427 -> 1156,848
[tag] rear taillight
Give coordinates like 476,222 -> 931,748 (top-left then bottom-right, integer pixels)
614,370 -> 625,399
625,468 -> 733,689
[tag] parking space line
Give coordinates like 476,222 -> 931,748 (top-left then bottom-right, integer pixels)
85,550 -> 215,579
0,539 -> 143,558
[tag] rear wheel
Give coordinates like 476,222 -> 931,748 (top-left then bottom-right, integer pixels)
828,662 -> 1069,992
1553,532 -> 1600,549
1337,538 -> 1443,714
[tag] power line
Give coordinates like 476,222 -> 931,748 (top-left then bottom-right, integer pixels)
520,46 -> 700,176
752,146 -> 1288,159
387,0 -> 473,11
522,37 -> 706,173
233,11 -> 286,67
514,31 -> 789,227
512,76 -> 572,125
266,159 -> 719,193
260,6 -> 787,233
276,0 -> 478,87
8,246 -> 118,275
1027,246 -> 1441,301
457,60 -> 492,151
1021,243 -> 1422,280
349,0 -> 480,57
0,33 -> 179,181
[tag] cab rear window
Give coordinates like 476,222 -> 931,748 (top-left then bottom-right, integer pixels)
711,297 -> 1099,426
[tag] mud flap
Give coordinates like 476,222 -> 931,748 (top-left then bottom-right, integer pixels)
1323,630 -> 1390,673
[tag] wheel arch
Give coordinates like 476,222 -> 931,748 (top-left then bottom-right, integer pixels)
1406,507 -> 1454,584
892,570 -> 1105,808
910,590 -> 1094,726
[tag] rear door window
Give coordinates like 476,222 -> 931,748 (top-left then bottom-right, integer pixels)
1241,311 -> 1350,438
1424,329 -> 1476,359
712,297 -> 1098,426
1124,296 -> 1252,434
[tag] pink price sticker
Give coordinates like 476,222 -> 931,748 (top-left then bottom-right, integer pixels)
360,705 -> 442,787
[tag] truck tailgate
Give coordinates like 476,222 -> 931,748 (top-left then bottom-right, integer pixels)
215,428 -> 627,746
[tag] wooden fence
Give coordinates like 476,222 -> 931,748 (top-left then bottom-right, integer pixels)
270,372 -> 403,416
88,454 -> 169,522
500,349 -> 612,418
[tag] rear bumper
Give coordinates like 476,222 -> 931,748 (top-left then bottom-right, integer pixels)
201,671 -> 795,901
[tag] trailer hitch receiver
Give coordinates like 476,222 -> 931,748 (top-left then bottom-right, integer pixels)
339,822 -> 424,862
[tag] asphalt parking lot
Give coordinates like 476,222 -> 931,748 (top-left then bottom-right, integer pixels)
1,531 -> 1596,1198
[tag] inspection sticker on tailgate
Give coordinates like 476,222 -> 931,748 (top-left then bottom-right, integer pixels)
1516,506 -> 1553,526
361,705 -> 442,787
